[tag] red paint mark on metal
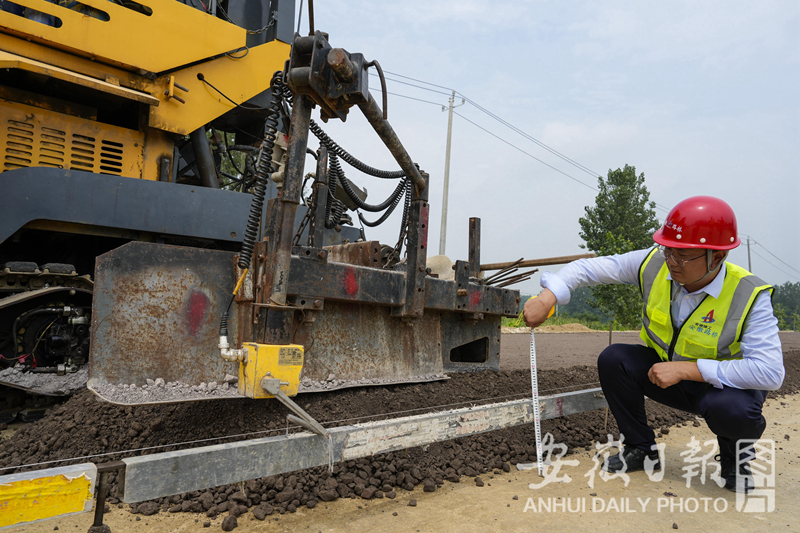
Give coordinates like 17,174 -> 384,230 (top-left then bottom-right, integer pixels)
470,290 -> 481,307
185,290 -> 209,337
554,396 -> 564,417
343,267 -> 358,297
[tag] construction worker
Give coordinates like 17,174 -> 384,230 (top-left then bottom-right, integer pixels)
523,196 -> 783,493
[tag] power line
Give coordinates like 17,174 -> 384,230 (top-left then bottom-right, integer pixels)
749,248 -> 799,281
383,69 -> 456,93
369,87 -> 442,107
753,241 -> 800,275
452,110 -> 598,193
457,93 -> 600,178
373,70 -> 673,214
369,72 -> 452,96
454,93 -> 674,215
378,73 -> 798,279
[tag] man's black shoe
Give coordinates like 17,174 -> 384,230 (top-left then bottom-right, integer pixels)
717,453 -> 754,493
602,447 -> 661,473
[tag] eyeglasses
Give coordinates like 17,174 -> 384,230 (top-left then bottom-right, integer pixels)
659,246 -> 706,267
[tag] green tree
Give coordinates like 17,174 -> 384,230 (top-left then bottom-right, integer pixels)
773,282 -> 800,330
558,286 -> 610,323
578,165 -> 660,329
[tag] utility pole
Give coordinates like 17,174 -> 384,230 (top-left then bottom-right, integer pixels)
747,237 -> 752,272
438,90 -> 464,256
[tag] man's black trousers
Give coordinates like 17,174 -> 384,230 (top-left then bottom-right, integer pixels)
597,343 -> 768,457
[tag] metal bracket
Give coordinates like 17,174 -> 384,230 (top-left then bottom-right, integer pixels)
260,376 -> 329,438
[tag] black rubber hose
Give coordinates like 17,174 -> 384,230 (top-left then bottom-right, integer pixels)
222,71 -> 284,337
226,145 -> 259,152
310,120 -> 406,179
358,179 -> 409,227
333,155 -> 408,213
238,74 -> 283,271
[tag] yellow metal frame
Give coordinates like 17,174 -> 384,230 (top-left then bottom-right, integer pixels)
149,40 -> 291,135
0,0 -> 245,73
239,343 -> 305,399
0,50 -> 159,106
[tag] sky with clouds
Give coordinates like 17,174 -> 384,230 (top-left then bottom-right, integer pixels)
293,0 -> 799,294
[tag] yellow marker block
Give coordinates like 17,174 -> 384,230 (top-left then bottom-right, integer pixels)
0,463 -> 96,528
238,343 -> 305,399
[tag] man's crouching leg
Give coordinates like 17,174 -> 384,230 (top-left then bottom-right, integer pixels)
701,387 -> 768,493
597,344 -> 687,473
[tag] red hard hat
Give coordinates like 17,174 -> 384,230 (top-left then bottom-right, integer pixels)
653,196 -> 740,250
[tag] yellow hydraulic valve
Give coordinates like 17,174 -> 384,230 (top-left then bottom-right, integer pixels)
238,343 -> 304,399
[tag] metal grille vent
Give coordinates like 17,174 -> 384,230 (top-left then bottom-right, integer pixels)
70,133 -> 95,171
5,120 -> 35,170
3,121 -> 137,176
2,101 -> 143,177
99,139 -> 124,175
5,120 -> 72,170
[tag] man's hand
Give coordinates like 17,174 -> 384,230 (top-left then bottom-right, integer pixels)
523,289 -> 557,327
648,361 -> 704,388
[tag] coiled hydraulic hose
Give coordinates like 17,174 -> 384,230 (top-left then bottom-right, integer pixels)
310,121 -> 405,179
331,154 -> 409,213
238,76 -> 283,271
220,72 -> 284,339
358,179 -> 410,228
323,157 -> 347,229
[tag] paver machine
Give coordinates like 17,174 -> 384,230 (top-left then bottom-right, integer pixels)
0,0 -> 360,419
86,30 -> 523,422
0,0 -> 522,423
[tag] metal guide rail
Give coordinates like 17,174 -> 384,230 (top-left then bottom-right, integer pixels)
0,387 -> 607,529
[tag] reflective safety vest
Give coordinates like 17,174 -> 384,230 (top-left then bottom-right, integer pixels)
637,248 -> 773,362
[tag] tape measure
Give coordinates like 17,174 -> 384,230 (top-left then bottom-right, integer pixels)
530,326 -> 543,476
528,294 -> 553,477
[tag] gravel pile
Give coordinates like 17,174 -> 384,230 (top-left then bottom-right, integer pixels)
92,375 -> 241,404
0,366 -> 88,396
297,373 -> 448,392
1,349 -> 797,531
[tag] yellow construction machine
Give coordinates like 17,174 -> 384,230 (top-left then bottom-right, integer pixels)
0,0 -> 311,416
0,0 -> 522,422
0,8 -> 615,531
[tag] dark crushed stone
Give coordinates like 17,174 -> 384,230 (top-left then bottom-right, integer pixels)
1,350 -> 797,524
221,515 -> 238,531
408,499 -> 417,507
135,502 -> 160,516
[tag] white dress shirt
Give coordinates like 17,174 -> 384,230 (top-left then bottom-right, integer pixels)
540,248 -> 784,391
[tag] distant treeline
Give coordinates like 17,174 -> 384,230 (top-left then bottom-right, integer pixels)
519,286 -> 611,324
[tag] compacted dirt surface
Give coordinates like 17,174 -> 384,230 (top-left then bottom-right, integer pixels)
2,331 -> 799,532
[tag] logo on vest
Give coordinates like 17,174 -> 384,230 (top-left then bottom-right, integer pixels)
701,310 -> 715,324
